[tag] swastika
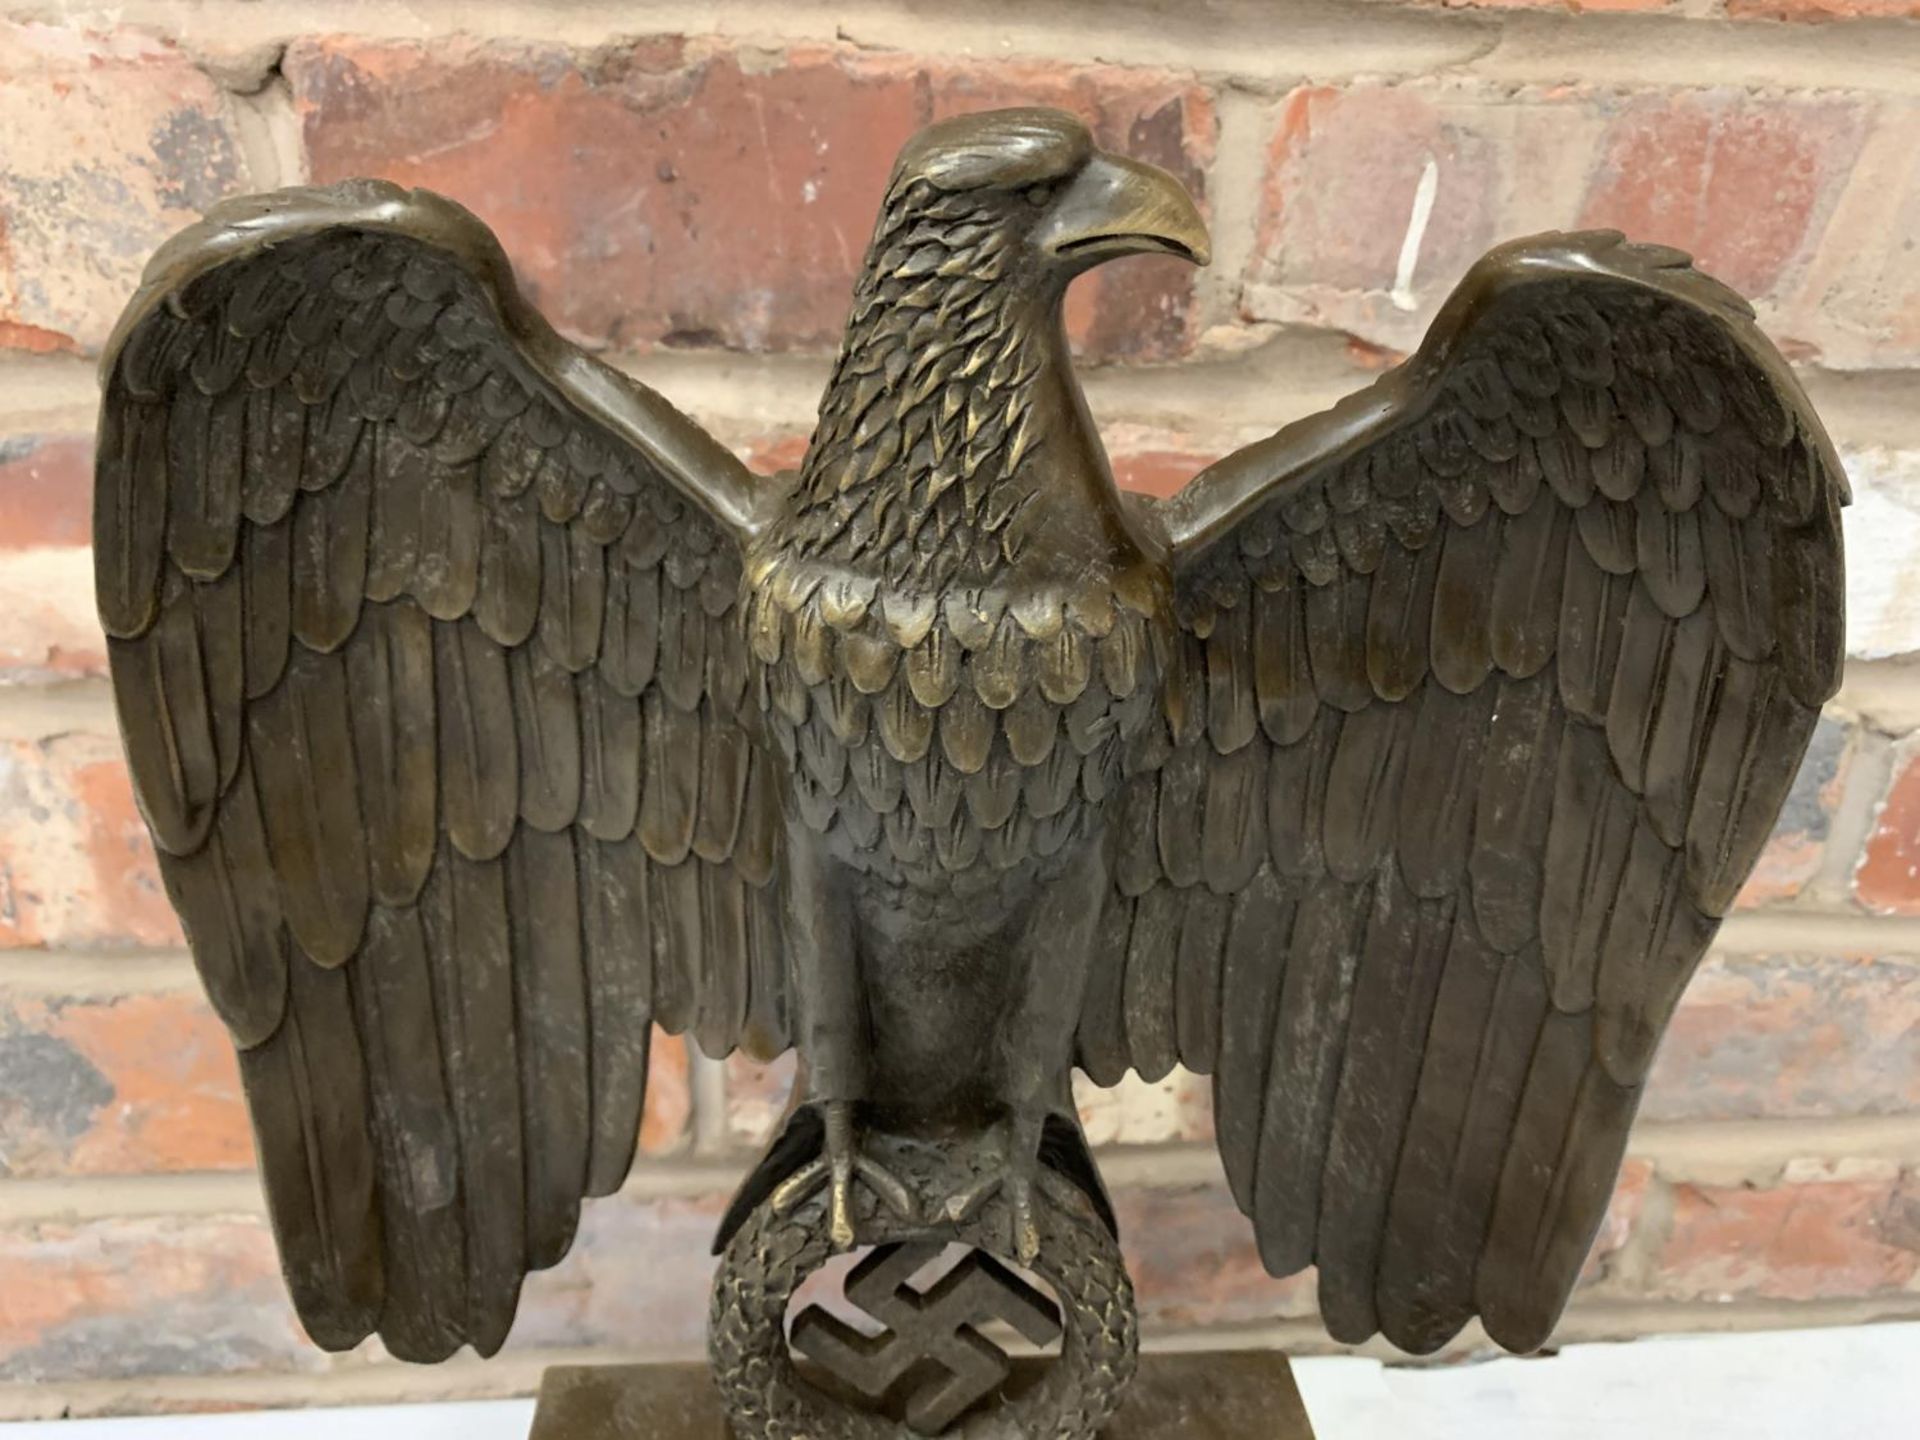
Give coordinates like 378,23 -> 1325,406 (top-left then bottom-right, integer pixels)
789,1242 -> 1064,1434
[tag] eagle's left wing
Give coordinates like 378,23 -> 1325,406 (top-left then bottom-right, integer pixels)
97,183 -> 788,1362
1077,232 -> 1846,1354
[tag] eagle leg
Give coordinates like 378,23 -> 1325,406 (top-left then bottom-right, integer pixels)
938,1106 -> 1070,1264
942,842 -> 1114,1262
769,1099 -> 919,1250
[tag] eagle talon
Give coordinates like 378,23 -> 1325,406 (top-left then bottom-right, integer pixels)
942,1114 -> 1049,1264
770,1103 -> 917,1249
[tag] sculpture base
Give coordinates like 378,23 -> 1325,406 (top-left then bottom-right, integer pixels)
529,1350 -> 1316,1438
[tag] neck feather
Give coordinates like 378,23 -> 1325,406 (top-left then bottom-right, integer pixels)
788,184 -> 1072,586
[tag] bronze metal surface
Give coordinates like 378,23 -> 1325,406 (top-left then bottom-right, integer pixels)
97,104 -> 1847,1437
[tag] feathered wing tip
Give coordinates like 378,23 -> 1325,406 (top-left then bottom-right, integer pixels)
1090,230 -> 1845,1354
98,188 -> 791,1357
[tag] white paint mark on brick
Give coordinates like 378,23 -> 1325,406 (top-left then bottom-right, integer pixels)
1841,446 -> 1920,661
1390,156 -> 1439,314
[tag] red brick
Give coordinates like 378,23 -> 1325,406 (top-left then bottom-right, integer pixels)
1074,1069 -> 1215,1147
288,39 -> 1211,363
1410,0 -> 1676,9
0,322 -> 80,355
726,1049 -> 796,1149
1248,84 -> 1512,350
1117,1160 -> 1650,1331
1727,0 -> 1920,16
1858,740 -> 1920,913
1245,83 -> 1869,358
1772,103 -> 1920,371
1646,954 -> 1920,1122
743,431 -> 811,478
1578,93 -> 1867,299
0,1193 -> 735,1384
0,735 -> 181,950
0,23 -> 250,355
511,1190 -> 728,1357
0,990 -> 250,1178
1734,715 -> 1852,908
0,986 -> 687,1177
1116,1184 -> 1318,1331
0,435 -> 103,681
0,1215 -> 312,1382
724,1049 -> 1216,1150
1108,440 -> 1223,501
0,546 -> 105,681
1583,1158 -> 1655,1284
639,1031 -> 693,1156
0,434 -> 92,550
1654,1164 -> 1920,1302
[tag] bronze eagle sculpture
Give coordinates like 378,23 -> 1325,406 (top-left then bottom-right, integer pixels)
97,106 -> 1845,1423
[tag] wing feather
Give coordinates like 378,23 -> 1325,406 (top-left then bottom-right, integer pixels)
1314,881 -> 1456,1343
507,827 -> 591,1269
99,185 -> 782,1363
349,904 -> 468,1359
1099,232 -> 1844,1355
239,955 -> 382,1350
346,600 -> 438,906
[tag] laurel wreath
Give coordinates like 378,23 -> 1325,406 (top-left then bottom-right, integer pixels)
708,1178 -> 1138,1439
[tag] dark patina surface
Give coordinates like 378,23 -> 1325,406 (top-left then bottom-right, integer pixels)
97,106 -> 1846,1436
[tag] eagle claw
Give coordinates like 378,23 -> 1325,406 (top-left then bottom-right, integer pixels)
769,1101 -> 917,1250
939,1112 -> 1070,1266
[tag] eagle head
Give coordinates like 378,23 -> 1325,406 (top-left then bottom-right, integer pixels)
887,107 -> 1210,274
789,108 -> 1208,579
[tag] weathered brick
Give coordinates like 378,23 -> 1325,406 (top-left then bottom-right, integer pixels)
1582,1158 -> 1655,1285
1841,447 -> 1920,661
639,1032 -> 694,1157
1733,714 -> 1853,907
1115,1184 -> 1318,1331
0,990 -> 686,1179
1857,737 -> 1920,914
510,1190 -> 727,1357
1728,0 -> 1920,16
1768,101 -> 1920,372
0,546 -> 104,681
743,431 -> 812,478
725,1049 -> 796,1149
0,990 -> 249,1178
0,1215 -> 311,1383
288,39 -> 1211,363
1577,92 -> 1867,300
1245,82 -> 1872,361
1409,0 -> 1676,9
1073,1069 -> 1214,1148
0,435 -> 92,550
1644,953 -> 1920,1122
1653,1163 -> 1920,1302
1118,1159 -> 1650,1331
1106,438 -> 1224,500
724,1050 -> 1215,1150
0,734 -> 181,950
0,23 -> 251,355
0,427 -> 106,682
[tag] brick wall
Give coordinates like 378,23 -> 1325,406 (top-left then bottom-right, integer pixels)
2,0 -> 1919,1419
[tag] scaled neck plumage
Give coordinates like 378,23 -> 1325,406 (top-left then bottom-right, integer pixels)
785,178 -> 1115,591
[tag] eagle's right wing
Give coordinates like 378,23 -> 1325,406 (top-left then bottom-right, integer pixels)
1078,232 -> 1846,1355
98,184 -> 789,1361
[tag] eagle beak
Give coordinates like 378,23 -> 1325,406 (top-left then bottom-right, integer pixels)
1038,152 -> 1211,268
